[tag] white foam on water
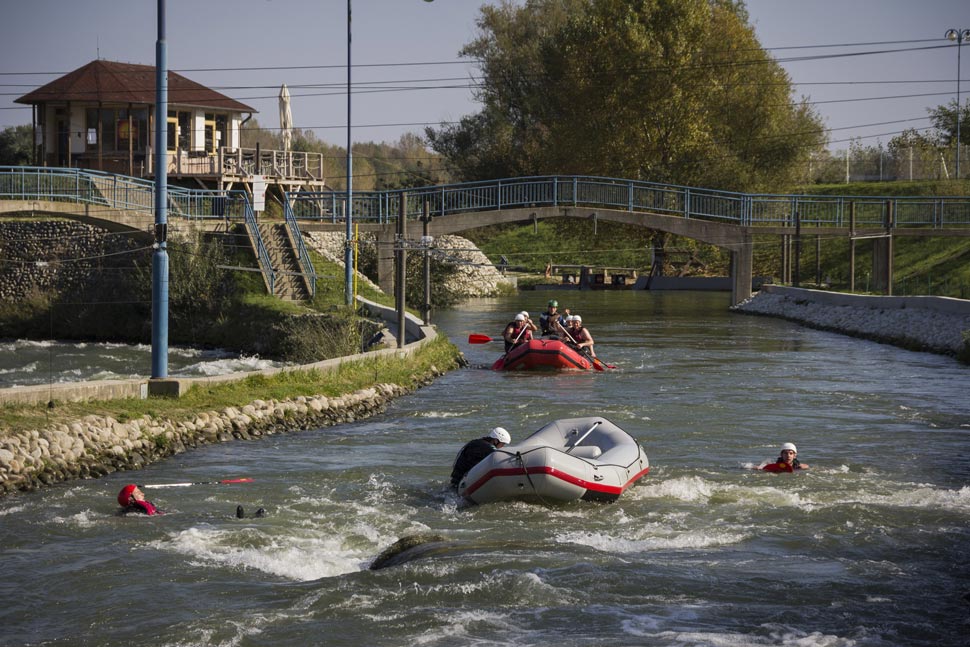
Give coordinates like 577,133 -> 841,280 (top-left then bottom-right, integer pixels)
556,525 -> 750,553
49,509 -> 100,529
150,525 -> 367,580
179,355 -> 279,377
0,362 -> 38,375
837,484 -> 970,513
412,609 -> 514,646
619,622 -> 857,646
0,503 -> 27,516
415,410 -> 467,418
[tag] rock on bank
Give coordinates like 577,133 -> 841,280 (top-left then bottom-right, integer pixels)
732,285 -> 970,358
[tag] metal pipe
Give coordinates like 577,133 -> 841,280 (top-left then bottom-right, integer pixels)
151,0 -> 169,379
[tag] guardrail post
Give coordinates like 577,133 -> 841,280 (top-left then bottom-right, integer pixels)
497,180 -> 502,210
628,181 -> 634,212
684,189 -> 690,219
573,177 -> 577,206
553,177 -> 558,207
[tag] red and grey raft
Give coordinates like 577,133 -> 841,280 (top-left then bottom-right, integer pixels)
494,338 -> 593,371
457,417 -> 649,505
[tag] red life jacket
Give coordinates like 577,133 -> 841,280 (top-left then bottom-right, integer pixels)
127,499 -> 160,515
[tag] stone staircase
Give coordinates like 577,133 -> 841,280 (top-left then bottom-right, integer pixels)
254,221 -> 310,301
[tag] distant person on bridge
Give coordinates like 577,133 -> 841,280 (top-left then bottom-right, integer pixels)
566,315 -> 596,358
450,427 -> 511,488
759,443 -> 810,472
503,313 -> 533,352
539,300 -> 567,336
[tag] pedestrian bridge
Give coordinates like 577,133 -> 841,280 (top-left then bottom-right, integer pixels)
2,167 -> 970,304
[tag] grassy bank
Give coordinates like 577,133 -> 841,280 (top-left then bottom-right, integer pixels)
0,334 -> 462,438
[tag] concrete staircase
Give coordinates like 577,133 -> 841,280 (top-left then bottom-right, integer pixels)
254,221 -> 310,301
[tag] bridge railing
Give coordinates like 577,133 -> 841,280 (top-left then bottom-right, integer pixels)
6,167 -> 970,230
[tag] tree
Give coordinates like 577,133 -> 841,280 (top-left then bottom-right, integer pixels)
928,99 -> 970,146
426,0 -> 825,191
0,125 -> 33,166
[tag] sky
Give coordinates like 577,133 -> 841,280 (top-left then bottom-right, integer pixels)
0,0 -> 968,153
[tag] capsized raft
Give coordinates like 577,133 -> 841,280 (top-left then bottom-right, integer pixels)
457,416 -> 649,504
495,338 -> 592,371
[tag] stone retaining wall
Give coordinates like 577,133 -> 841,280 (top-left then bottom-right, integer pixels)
732,285 -> 970,358
0,376 -> 444,495
0,219 -> 143,301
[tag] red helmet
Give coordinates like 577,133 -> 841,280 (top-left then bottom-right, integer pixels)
118,484 -> 137,507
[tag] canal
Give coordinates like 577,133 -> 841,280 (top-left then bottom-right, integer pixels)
1,291 -> 967,646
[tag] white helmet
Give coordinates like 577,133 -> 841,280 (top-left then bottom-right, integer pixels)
565,315 -> 575,322
573,315 -> 582,323
488,427 -> 511,444
514,313 -> 525,321
519,311 -> 529,318
781,442 -> 797,453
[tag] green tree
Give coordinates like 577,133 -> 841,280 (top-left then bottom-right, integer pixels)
928,99 -> 970,146
0,124 -> 34,166
427,0 -> 824,191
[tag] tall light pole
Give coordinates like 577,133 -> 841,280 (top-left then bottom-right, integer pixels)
945,28 -> 970,180
152,0 -> 169,379
345,0 -> 434,306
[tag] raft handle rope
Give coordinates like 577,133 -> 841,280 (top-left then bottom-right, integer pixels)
515,451 -> 554,506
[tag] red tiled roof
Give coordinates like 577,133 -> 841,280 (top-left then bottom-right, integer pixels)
15,60 -> 256,113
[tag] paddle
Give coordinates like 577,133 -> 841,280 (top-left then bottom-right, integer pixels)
558,325 -> 614,371
468,334 -> 494,344
491,322 -> 529,370
139,478 -> 254,488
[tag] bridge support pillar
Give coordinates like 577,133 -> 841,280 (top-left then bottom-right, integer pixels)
730,235 -> 753,306
871,236 -> 894,295
376,229 -> 395,294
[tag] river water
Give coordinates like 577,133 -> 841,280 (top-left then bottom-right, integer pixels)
1,291 -> 968,647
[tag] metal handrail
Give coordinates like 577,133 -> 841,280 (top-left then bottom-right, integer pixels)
5,167 -> 970,229
283,194 -> 317,299
241,198 -> 275,296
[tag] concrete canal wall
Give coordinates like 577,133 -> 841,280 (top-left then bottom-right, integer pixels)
733,285 -> 970,358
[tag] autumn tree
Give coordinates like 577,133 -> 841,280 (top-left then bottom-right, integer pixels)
427,0 -> 825,191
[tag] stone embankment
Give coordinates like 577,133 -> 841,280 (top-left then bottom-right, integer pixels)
732,285 -> 970,358
0,378 -> 437,495
305,232 -> 509,298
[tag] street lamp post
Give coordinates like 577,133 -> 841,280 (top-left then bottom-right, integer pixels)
345,0 -> 434,306
945,28 -> 970,180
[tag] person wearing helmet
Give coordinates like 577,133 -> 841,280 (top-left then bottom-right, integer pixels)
450,427 -> 511,488
117,484 -> 160,516
761,443 -> 810,472
502,312 -> 533,352
539,299 -> 567,336
566,314 -> 596,357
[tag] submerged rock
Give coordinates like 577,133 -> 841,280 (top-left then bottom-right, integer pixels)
369,534 -> 452,570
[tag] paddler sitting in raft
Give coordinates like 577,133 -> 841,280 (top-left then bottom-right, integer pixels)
502,313 -> 533,353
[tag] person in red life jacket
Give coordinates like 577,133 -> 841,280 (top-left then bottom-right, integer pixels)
567,314 -> 596,357
761,443 -> 810,472
117,484 -> 160,515
450,426 -> 511,488
502,313 -> 533,353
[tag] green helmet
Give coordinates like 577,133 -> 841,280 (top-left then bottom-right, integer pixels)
548,299 -> 558,307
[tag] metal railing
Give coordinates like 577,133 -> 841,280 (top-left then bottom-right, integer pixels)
5,167 -> 970,231
284,175 -> 970,229
241,199 -> 275,296
283,196 -> 317,299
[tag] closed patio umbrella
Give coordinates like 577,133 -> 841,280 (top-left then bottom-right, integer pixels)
279,83 -> 293,152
